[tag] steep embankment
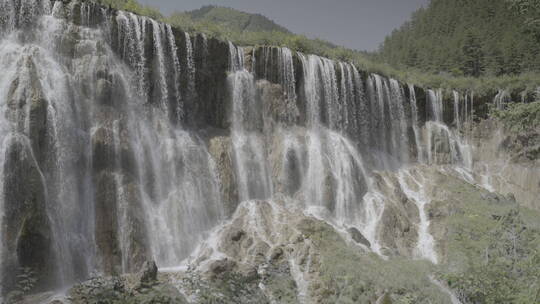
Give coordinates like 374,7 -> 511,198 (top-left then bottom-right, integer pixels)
0,1 -> 539,304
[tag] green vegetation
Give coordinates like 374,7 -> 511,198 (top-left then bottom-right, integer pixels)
169,6 -> 290,35
5,268 -> 38,304
492,101 -> 540,132
93,0 -> 540,94
428,171 -> 540,304
68,275 -> 188,304
297,219 -> 450,303
96,0 -> 163,20
510,0 -> 540,38
378,0 -> 540,77
443,210 -> 540,303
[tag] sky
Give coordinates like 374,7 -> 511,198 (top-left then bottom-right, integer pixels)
139,0 -> 429,51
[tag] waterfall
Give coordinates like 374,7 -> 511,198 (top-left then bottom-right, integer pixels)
166,25 -> 182,123
228,41 -> 244,72
493,89 -> 510,110
368,74 -> 392,165
465,91 -> 474,126
428,89 -> 443,122
0,1 -> 227,292
0,0 -> 503,296
453,90 -> 461,130
409,84 -> 424,163
229,43 -> 273,201
397,170 -> 438,264
389,79 -> 410,164
296,53 -> 380,249
279,48 -> 296,103
183,32 -> 196,114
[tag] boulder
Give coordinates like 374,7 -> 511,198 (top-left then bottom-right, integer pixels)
137,260 -> 158,285
347,227 -> 371,248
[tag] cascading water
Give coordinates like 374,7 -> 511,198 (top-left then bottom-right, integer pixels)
453,90 -> 461,130
0,0 -> 224,293
389,79 -> 410,164
0,0 -> 506,297
493,89 -> 510,110
229,45 -> 273,201
425,89 -> 472,167
409,84 -> 424,162
428,89 -> 444,122
397,170 -> 438,264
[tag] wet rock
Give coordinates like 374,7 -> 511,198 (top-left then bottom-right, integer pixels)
137,260 -> 158,285
481,192 -> 500,203
208,136 -> 239,217
93,171 -> 121,274
2,138 -> 53,291
347,227 -> 371,248
379,204 -> 418,257
505,193 -> 517,204
258,80 -> 298,126
96,78 -> 113,105
231,229 -> 246,242
91,126 -> 115,172
209,259 -> 237,278
269,247 -> 284,261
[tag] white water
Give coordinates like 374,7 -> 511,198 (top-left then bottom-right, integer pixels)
428,89 -> 444,122
0,2 -> 512,300
408,84 -> 424,162
453,91 -> 461,130
229,63 -> 273,201
493,89 -> 510,110
0,1 -> 225,290
398,170 -> 438,264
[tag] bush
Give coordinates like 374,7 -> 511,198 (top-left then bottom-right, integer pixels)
491,101 -> 540,131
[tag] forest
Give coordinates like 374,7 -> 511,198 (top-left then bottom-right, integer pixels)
378,0 -> 540,77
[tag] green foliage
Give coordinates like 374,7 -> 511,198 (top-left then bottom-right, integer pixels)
5,268 -> 38,304
96,0 -> 163,19
174,6 -> 289,34
68,275 -> 187,304
378,0 -> 540,77
510,0 -> 540,38
427,171 -> 540,304
297,219 -> 450,303
491,101 -> 540,131
442,210 -> 540,303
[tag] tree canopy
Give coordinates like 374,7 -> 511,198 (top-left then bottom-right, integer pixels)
378,0 -> 540,77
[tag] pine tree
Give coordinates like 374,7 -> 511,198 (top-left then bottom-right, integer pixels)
461,31 -> 484,77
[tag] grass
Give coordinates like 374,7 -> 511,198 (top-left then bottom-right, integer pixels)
297,218 -> 450,304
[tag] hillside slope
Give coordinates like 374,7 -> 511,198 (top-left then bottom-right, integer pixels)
177,5 -> 290,34
378,0 -> 540,77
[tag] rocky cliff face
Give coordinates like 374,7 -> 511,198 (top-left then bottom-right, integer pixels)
0,1 -> 538,303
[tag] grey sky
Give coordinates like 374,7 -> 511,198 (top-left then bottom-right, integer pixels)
139,0 -> 429,51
